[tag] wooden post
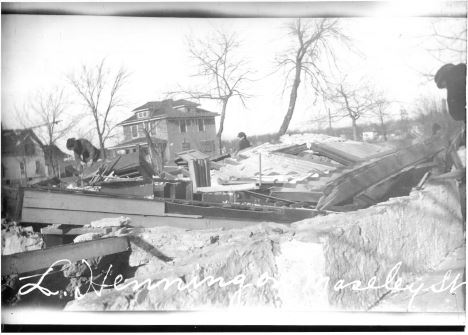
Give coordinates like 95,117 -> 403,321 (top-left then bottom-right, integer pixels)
259,153 -> 262,187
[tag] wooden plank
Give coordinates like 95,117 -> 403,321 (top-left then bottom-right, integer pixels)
23,189 -> 164,216
21,207 -> 264,230
40,227 -> 112,235
316,139 -> 445,210
271,151 -> 336,173
99,182 -> 154,197
165,200 -> 319,223
313,141 -> 394,162
270,190 -> 322,203
196,183 -> 258,193
243,190 -> 300,204
1,236 -> 130,275
309,143 -> 356,166
188,159 -> 198,193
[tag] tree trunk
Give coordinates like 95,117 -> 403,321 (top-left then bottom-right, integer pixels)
93,113 -> 106,160
216,99 -> 228,155
327,107 -> 333,134
351,117 -> 359,141
278,65 -> 302,136
98,134 -> 106,160
379,112 -> 387,141
49,153 -> 56,177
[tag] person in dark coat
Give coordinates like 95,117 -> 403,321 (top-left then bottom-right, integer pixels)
235,132 -> 251,154
66,138 -> 101,166
434,63 -> 466,123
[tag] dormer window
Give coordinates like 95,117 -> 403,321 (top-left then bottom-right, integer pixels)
137,111 -> 149,119
174,105 -> 197,113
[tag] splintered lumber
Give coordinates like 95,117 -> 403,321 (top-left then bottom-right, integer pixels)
316,138 -> 446,210
1,236 -> 130,275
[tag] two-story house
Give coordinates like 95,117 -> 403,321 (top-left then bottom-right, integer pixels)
1,129 -> 49,185
110,99 -> 219,162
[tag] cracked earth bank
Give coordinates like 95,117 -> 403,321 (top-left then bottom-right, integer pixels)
65,180 -> 465,311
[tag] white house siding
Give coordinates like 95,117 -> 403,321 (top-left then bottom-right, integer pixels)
165,118 -> 218,161
2,144 -> 48,185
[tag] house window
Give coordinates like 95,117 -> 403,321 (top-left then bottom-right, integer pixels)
201,140 -> 215,153
182,142 -> 191,151
35,160 -> 41,175
131,125 -> 138,138
198,119 -> 205,132
20,162 -> 25,175
138,123 -> 144,137
179,120 -> 187,133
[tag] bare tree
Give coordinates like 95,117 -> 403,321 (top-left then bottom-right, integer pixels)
276,18 -> 349,136
171,30 -> 252,154
17,89 -> 77,176
67,58 -> 129,159
429,19 -> 467,64
370,98 -> 392,142
327,79 -> 384,140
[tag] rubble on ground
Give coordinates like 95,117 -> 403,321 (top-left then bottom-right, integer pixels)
64,180 -> 464,311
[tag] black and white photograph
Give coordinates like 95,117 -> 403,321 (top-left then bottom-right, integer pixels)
1,1 -> 466,331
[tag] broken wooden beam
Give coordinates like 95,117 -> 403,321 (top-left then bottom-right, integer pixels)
40,226 -> 113,236
316,138 -> 446,210
165,199 -> 320,223
21,188 -> 165,218
1,236 -> 130,275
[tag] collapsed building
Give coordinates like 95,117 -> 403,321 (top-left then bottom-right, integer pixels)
1,131 -> 465,312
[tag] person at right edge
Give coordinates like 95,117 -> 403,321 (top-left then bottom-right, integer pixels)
434,62 -> 466,207
435,62 -> 467,310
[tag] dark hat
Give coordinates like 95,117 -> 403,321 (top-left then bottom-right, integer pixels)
238,132 -> 246,138
435,63 -> 455,89
66,138 -> 76,150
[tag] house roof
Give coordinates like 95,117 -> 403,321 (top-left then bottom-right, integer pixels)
109,136 -> 167,150
1,129 -> 44,156
43,144 -> 69,161
118,99 -> 218,126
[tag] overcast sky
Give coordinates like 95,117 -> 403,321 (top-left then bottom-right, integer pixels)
2,7 -> 466,150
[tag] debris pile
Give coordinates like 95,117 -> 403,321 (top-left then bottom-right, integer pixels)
1,220 -> 44,256
1,131 -> 465,312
